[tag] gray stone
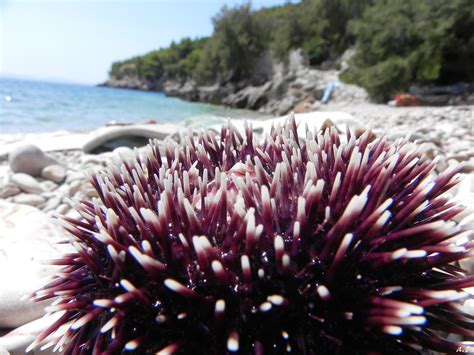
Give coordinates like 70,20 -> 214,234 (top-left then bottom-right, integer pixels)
12,194 -> 46,207
435,159 -> 449,173
55,203 -> 70,215
460,161 -> 474,174
455,128 -> 468,137
466,149 -> 474,158
101,75 -> 160,91
460,255 -> 474,275
0,184 -> 21,199
42,196 -> 62,212
83,187 -> 98,198
40,164 -> 66,184
40,191 -> 55,199
10,173 -> 44,194
40,180 -> 58,192
85,166 -> 104,176
81,155 -> 101,166
447,152 -> 469,161
419,142 -> 438,160
8,144 -> 57,176
65,171 -> 85,183
67,180 -> 83,197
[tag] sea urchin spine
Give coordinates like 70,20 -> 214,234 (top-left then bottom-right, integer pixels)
31,117 -> 473,354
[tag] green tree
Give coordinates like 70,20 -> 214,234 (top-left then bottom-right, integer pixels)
197,4 -> 266,83
342,0 -> 474,101
108,0 -> 472,102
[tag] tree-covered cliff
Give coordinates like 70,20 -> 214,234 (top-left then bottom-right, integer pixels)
107,0 -> 473,103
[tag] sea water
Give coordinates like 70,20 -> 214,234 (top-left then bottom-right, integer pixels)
0,77 -> 266,133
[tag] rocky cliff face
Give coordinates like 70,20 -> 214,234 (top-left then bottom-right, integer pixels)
101,50 -> 368,115
100,75 -> 163,91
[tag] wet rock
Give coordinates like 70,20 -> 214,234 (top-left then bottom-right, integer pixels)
8,145 -> 57,177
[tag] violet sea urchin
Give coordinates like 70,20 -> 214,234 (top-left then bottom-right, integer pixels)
31,118 -> 473,354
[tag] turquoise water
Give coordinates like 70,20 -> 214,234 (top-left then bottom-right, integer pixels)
0,78 -> 265,133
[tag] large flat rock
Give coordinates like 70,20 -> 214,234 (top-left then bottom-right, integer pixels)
0,201 -> 70,328
0,123 -> 185,158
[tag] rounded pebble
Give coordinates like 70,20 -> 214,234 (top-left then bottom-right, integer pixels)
8,144 -> 57,176
41,164 -> 66,184
10,173 -> 44,194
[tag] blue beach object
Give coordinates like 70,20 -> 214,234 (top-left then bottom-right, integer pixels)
321,80 -> 341,103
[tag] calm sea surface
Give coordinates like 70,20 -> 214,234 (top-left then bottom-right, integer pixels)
0,78 -> 265,133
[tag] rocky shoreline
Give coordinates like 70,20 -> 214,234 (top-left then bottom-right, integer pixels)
0,105 -> 473,229
2,105 -> 472,219
101,49 -> 474,117
102,50 -> 369,116
0,107 -> 473,353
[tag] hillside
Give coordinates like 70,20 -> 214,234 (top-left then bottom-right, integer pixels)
102,0 -> 473,113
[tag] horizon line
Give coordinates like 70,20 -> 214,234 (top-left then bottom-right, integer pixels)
0,72 -> 100,86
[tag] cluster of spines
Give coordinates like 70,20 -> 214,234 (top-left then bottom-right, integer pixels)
30,118 -> 473,354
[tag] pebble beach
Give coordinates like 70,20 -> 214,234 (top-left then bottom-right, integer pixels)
0,103 -> 473,353
1,104 -> 473,240
2,0 -> 473,351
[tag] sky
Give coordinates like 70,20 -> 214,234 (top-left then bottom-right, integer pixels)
0,0 -> 295,84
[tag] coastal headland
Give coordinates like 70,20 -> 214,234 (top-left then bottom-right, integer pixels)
100,1 -> 473,114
